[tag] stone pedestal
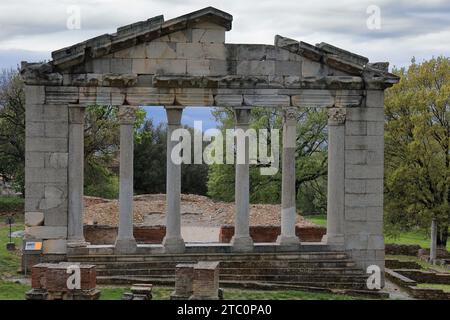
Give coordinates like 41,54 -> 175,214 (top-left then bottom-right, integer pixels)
163,107 -> 185,253
170,264 -> 195,300
189,261 -> 220,300
231,108 -> 253,252
115,106 -> 137,254
277,107 -> 300,247
323,108 -> 346,246
68,106 -> 89,248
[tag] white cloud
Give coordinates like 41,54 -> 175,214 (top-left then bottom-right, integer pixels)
0,0 -> 449,68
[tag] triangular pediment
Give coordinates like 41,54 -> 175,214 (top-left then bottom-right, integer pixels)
51,7 -> 232,70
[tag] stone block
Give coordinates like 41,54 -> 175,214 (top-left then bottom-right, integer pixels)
176,43 -> 205,59
171,264 -> 195,300
43,239 -> 67,254
346,107 -> 384,122
25,152 -> 45,168
25,183 -> 45,199
25,104 -> 44,122
302,60 -> 327,77
209,59 -> 228,75
275,61 -> 301,76
45,152 -> 68,169
192,28 -> 225,43
146,42 -> 177,59
366,206 -> 383,222
31,263 -> 51,289
25,197 -> 40,211
157,30 -> 191,42
365,179 -> 383,194
25,212 -> 44,227
113,44 -> 146,59
367,150 -> 384,165
45,122 -> 68,138
204,44 -> 227,59
236,60 -> 275,76
26,122 -> 45,137
26,137 -> 68,153
345,150 -> 367,165
190,261 -> 220,300
132,59 -> 186,75
345,234 -> 368,250
25,86 -> 45,105
345,179 -> 366,194
367,121 -> 384,136
345,135 -> 384,151
39,185 -> 66,210
345,193 -> 383,207
345,121 -> 367,136
92,59 -> 111,73
345,207 -> 366,221
25,167 -> 67,183
243,94 -> 289,107
368,235 -> 384,250
110,58 -> 132,73
25,226 -> 67,240
41,104 -> 69,122
187,60 -> 210,76
365,90 -> 384,108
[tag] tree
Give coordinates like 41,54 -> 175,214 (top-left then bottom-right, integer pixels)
384,57 -> 450,247
83,105 -> 145,199
133,119 -> 209,195
0,69 -> 25,195
207,106 -> 328,212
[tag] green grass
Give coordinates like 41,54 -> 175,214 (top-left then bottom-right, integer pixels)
0,281 -> 29,300
416,283 -> 450,292
303,214 -> 326,227
98,286 -> 356,300
386,255 -> 450,273
0,219 -> 23,277
0,195 -> 24,212
303,214 -> 450,251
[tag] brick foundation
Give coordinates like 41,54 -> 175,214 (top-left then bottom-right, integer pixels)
219,225 -> 326,243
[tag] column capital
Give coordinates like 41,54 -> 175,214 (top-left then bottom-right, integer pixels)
165,107 -> 183,125
282,107 -> 298,126
234,107 -> 251,125
68,106 -> 84,124
118,106 -> 137,125
327,107 -> 346,125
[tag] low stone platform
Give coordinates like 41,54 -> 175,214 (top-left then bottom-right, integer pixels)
67,247 -> 378,294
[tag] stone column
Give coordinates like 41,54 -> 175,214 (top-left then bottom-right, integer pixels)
115,106 -> 137,254
67,106 -> 89,248
163,107 -> 185,253
277,107 -> 300,247
323,107 -> 346,245
231,107 -> 253,252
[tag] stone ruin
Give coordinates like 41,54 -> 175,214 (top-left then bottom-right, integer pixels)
20,6 -> 399,285
171,261 -> 222,300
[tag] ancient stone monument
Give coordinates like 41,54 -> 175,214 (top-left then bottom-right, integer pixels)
26,262 -> 99,300
21,7 -> 399,285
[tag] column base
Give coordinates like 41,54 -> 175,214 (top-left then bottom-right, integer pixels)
231,236 -> 254,252
163,237 -> 185,253
276,235 -> 300,249
322,234 -> 345,245
115,238 -> 137,254
67,239 -> 90,248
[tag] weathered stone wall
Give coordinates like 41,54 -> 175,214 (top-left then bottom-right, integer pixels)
84,225 -> 166,245
24,85 -> 69,255
343,90 -> 385,276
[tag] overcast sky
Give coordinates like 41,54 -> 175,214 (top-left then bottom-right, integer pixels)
0,0 -> 449,71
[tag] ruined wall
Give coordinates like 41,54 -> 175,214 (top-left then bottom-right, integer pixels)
343,90 -> 385,275
24,85 -> 69,255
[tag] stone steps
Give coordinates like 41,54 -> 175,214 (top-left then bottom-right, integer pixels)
69,250 -> 370,291
96,267 -> 365,277
96,276 -> 368,290
91,260 -> 357,270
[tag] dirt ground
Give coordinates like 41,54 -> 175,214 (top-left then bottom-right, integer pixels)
84,194 -> 314,228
